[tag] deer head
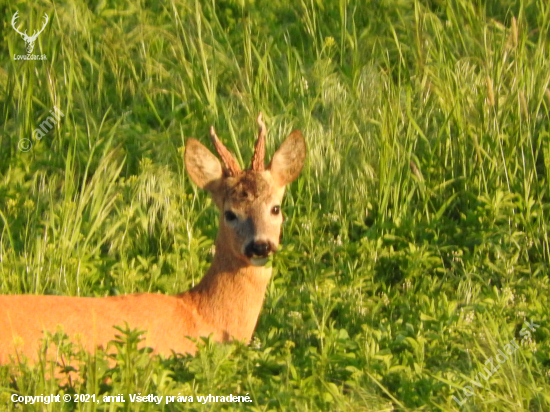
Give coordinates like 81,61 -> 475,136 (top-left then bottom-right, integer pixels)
185,113 -> 306,267
12,11 -> 49,54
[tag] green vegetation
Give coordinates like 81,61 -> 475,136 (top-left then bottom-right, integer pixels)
1,0 -> 550,410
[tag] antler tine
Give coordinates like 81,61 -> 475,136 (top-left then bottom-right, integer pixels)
30,13 -> 49,40
251,112 -> 266,171
209,126 -> 242,176
11,11 -> 25,37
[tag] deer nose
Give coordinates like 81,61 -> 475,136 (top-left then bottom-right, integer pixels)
245,241 -> 273,258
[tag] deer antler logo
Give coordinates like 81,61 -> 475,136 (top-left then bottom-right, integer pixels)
11,11 -> 49,54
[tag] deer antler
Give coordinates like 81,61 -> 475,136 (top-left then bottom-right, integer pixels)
28,13 -> 49,41
11,11 -> 27,38
209,126 -> 242,176
251,112 -> 266,171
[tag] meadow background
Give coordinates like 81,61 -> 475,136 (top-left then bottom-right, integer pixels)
1,0 -> 550,410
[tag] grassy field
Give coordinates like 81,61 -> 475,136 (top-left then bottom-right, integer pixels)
1,0 -> 550,410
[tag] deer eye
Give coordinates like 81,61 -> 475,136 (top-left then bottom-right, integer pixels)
271,205 -> 281,215
224,211 -> 237,222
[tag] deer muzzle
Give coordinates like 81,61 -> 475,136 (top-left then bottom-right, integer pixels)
245,240 -> 276,266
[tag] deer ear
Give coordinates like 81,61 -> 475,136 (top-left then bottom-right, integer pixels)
268,130 -> 306,186
185,138 -> 224,191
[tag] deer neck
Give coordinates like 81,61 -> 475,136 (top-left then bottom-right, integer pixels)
187,234 -> 272,343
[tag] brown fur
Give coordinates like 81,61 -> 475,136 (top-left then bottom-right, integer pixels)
0,120 -> 306,364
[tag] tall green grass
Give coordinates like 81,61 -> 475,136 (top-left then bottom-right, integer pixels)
1,0 -> 549,410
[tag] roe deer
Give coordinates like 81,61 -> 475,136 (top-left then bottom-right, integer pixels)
0,113 -> 306,363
